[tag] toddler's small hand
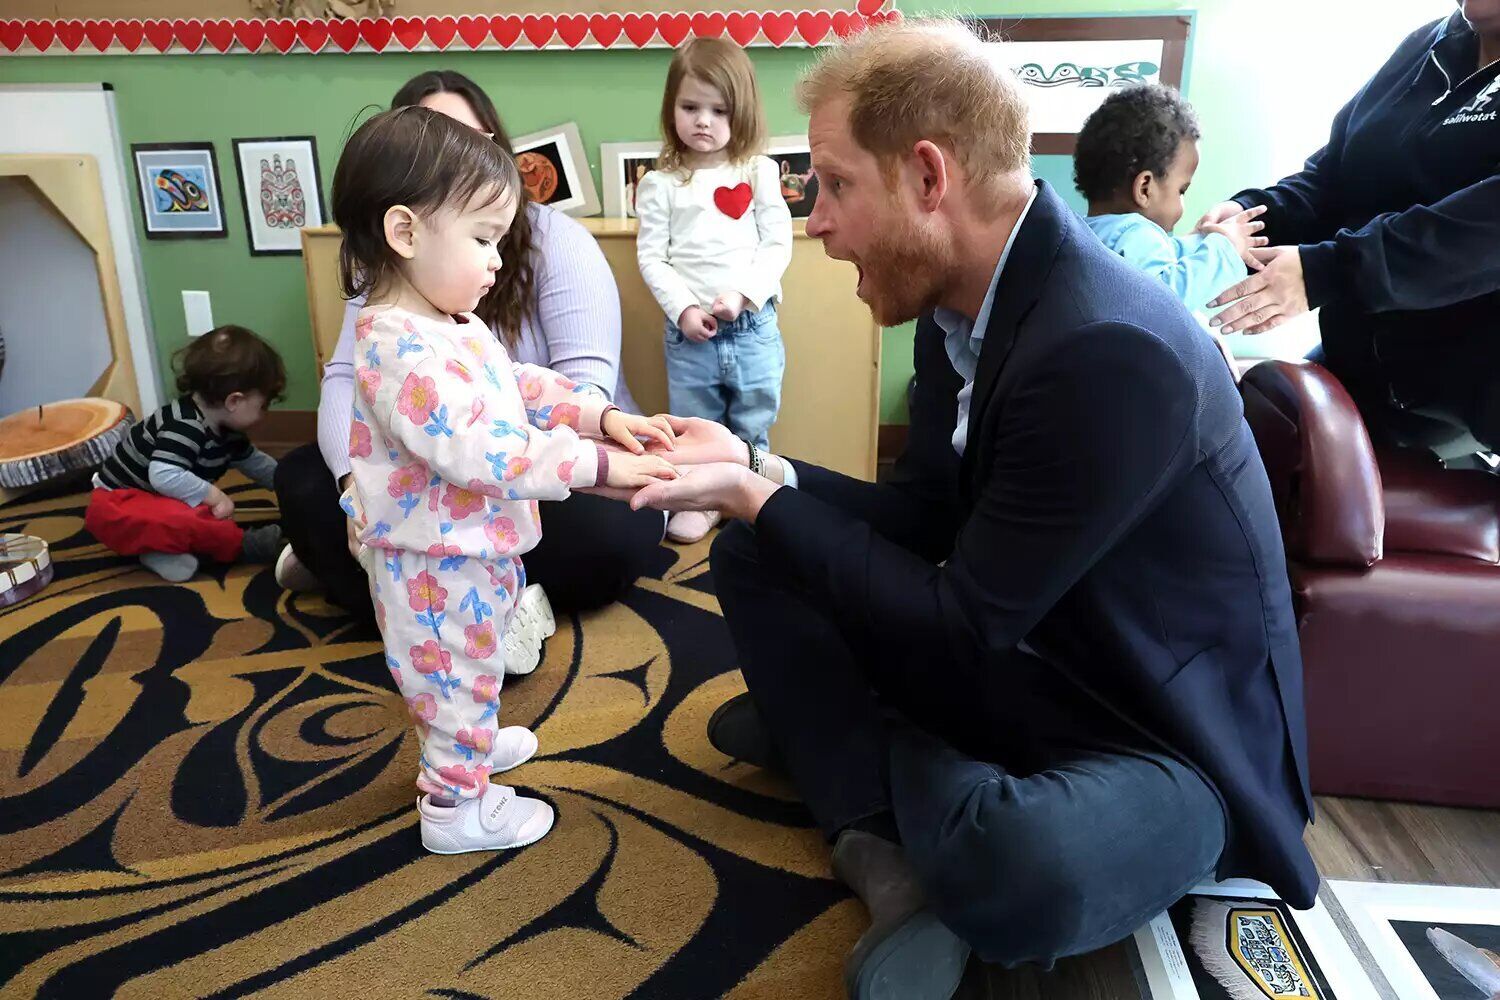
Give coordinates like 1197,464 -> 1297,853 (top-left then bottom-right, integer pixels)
606,452 -> 680,489
678,306 -> 718,343
710,292 -> 749,324
207,489 -> 235,520
1199,204 -> 1268,270
602,409 -> 677,454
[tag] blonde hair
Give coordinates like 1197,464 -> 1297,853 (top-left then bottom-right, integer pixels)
657,38 -> 768,174
796,19 -> 1031,211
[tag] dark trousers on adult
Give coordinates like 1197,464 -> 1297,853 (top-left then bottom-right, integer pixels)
273,443 -> 666,623
710,520 -> 1227,969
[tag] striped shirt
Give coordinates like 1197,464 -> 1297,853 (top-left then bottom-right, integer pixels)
97,395 -> 254,492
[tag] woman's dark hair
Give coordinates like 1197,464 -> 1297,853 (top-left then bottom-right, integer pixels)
389,71 -> 536,347
174,324 -> 286,404
332,105 -> 522,322
1073,83 -> 1201,203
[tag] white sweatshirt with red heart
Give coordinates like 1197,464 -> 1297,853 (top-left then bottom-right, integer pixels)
635,155 -> 793,326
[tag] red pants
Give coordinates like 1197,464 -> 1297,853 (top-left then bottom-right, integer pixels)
85,488 -> 244,564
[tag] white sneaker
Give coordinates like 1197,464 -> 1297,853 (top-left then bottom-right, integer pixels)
419,782 -> 555,854
503,584 -> 556,677
274,544 -> 320,593
666,509 -> 721,544
490,726 -> 539,773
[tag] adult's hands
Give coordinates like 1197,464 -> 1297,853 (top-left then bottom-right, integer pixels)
629,462 -> 780,523
643,416 -> 750,467
1209,246 -> 1310,336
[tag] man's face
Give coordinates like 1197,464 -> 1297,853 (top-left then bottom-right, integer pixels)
805,98 -> 955,326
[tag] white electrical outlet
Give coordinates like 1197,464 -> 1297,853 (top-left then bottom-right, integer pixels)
182,290 -> 214,337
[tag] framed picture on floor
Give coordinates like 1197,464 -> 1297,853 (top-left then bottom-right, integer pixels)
511,123 -> 600,217
601,140 -> 662,219
130,142 -> 227,239
231,136 -> 325,256
1328,881 -> 1500,1000
767,134 -> 817,219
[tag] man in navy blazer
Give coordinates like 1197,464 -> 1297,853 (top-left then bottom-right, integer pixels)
628,20 -> 1318,999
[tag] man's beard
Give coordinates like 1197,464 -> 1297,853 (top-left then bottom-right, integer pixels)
858,215 -> 955,327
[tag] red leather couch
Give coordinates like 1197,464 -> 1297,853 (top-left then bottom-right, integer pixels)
1240,360 -> 1500,809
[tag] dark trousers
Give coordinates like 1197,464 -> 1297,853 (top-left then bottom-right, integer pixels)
711,521 -> 1227,968
273,444 -> 666,622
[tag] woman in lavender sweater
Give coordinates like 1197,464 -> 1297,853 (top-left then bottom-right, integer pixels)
274,71 -> 663,637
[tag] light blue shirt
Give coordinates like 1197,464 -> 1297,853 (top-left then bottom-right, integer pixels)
1084,212 -> 1247,317
934,186 -> 1038,457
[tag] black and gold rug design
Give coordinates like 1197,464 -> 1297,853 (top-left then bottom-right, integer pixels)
0,477 -> 866,999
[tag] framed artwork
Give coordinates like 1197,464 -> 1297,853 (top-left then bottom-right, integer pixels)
972,15 -> 1191,154
511,123 -> 600,217
767,134 -> 816,220
231,135 -> 325,256
130,142 -> 227,240
601,140 -> 663,219
1328,881 -> 1500,1000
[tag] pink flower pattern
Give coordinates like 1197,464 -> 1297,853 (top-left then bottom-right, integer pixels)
546,402 -> 582,430
410,640 -> 452,675
357,366 -> 382,400
349,420 -> 372,459
387,462 -> 427,499
396,372 -> 440,425
484,516 -> 521,554
472,674 -> 500,703
464,620 -> 498,660
406,572 -> 448,613
442,483 -> 486,520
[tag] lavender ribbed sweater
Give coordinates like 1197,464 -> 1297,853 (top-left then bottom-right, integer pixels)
317,202 -> 637,481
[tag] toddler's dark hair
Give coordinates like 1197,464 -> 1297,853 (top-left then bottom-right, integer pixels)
173,325 -> 286,405
1073,83 -> 1200,203
331,105 -> 522,304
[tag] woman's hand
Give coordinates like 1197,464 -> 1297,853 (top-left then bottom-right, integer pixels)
1209,246 -> 1310,335
644,416 -> 750,467
602,409 -> 676,454
629,462 -> 779,523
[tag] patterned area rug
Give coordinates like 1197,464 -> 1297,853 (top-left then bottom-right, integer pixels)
0,476 -> 867,999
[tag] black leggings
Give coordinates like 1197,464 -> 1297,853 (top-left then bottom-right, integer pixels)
273,444 -> 667,623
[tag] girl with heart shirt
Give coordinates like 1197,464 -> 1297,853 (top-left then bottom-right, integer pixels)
635,37 -> 794,544
330,106 -> 679,855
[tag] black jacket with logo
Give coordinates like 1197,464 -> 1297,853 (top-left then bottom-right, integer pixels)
1234,11 -> 1499,406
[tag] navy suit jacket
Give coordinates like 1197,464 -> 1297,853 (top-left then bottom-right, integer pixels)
752,181 -> 1319,908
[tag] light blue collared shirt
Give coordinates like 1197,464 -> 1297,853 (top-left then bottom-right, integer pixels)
933,186 -> 1038,457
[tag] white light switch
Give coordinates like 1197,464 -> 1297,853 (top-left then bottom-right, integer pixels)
183,290 -> 214,337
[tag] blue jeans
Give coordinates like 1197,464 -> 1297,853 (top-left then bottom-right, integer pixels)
665,302 -> 784,451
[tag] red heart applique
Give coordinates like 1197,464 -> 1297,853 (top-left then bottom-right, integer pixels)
714,183 -> 753,220
557,14 -> 588,47
857,0 -> 884,14
204,19 -> 235,52
490,15 -> 522,48
232,18 -> 265,52
658,12 -> 690,46
24,19 -> 57,51
391,17 -> 423,50
622,12 -> 655,47
358,17 -> 391,51
114,19 -> 145,51
265,19 -> 298,53
761,11 -> 795,46
588,13 -> 622,48
83,18 -> 113,50
456,15 -> 488,48
143,19 -> 174,52
691,12 -> 726,38
0,21 -> 24,53
726,12 -> 760,46
328,18 -> 359,51
832,11 -> 868,39
425,16 -> 456,49
522,14 -> 555,47
294,18 -> 328,52
797,11 -> 832,45
174,19 -> 206,52
55,19 -> 85,51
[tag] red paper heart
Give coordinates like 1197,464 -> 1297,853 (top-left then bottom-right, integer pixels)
832,11 -> 868,39
490,15 -> 521,48
456,15 -> 488,49
857,0 -> 884,14
204,19 -> 235,52
588,13 -> 622,48
797,10 -> 832,45
114,19 -> 145,51
328,18 -> 358,51
425,16 -> 456,49
231,18 -> 264,52
357,17 -> 391,51
691,12 -> 726,38
1,21 -> 28,52
522,14 -> 555,47
557,14 -> 588,47
714,183 -> 753,220
392,17 -> 423,50
726,12 -> 760,46
266,19 -> 297,53
761,11 -> 795,46
84,19 -> 114,51
25,20 -> 57,51
174,19 -> 206,52
294,18 -> 328,52
658,12 -> 690,46
55,20 -> 86,51
143,19 -> 173,52
622,12 -> 655,47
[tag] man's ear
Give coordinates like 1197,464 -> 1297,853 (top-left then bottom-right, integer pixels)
909,139 -> 950,213
1130,170 -> 1155,211
384,205 -> 418,260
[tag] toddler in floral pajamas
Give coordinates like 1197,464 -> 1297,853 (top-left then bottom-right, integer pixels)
331,106 -> 677,854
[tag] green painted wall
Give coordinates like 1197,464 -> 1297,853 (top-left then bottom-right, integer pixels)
0,1 -> 1424,420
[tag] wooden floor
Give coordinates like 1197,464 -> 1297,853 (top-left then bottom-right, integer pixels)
953,796 -> 1500,999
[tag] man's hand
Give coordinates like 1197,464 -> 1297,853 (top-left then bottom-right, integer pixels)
643,416 -> 749,467
1198,205 -> 1269,271
710,291 -> 749,324
678,306 -> 718,343
206,487 -> 235,520
602,409 -> 675,454
1209,246 -> 1310,335
629,462 -> 779,523
1196,200 -> 1249,231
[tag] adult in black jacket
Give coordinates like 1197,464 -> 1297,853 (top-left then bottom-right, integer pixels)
626,21 -> 1317,1000
1206,2 -> 1500,452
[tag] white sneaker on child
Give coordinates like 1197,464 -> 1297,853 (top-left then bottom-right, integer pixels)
418,782 -> 555,854
490,726 -> 539,773
503,584 -> 556,676
666,509 -> 721,544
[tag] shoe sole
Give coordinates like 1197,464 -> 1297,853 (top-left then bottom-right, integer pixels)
504,588 -> 556,677
422,805 -> 556,855
848,910 -> 970,1000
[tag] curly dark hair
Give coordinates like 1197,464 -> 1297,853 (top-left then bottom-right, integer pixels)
173,325 -> 286,405
1073,83 -> 1200,203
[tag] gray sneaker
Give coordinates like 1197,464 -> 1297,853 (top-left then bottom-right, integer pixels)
241,525 -> 284,564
